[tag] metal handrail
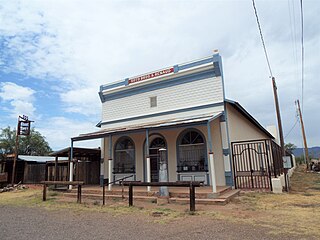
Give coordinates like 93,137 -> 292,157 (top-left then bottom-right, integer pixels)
107,174 -> 134,186
102,174 -> 134,205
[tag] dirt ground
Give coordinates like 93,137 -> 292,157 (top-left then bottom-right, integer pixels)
0,164 -> 319,239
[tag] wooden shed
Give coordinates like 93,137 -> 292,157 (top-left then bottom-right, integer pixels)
49,147 -> 101,185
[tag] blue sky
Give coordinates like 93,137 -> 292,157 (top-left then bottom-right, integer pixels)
0,0 -> 319,151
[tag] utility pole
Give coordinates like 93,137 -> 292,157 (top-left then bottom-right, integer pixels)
296,99 -> 309,169
11,118 -> 20,186
272,77 -> 285,155
271,77 -> 287,191
11,115 -> 33,186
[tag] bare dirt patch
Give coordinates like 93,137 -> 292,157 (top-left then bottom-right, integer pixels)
1,164 -> 319,239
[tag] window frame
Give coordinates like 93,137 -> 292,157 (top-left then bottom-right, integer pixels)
113,136 -> 136,174
176,129 -> 208,172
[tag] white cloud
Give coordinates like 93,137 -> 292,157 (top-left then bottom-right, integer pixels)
0,82 -> 36,118
36,117 -> 100,151
0,0 -> 319,148
60,87 -> 101,116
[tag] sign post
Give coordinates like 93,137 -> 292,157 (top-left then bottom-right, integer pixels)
282,156 -> 292,192
11,115 -> 33,186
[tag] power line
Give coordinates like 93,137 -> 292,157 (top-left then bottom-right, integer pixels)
288,0 -> 300,93
284,118 -> 299,139
300,0 -> 305,112
252,0 -> 273,77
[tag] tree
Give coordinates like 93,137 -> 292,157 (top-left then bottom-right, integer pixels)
0,126 -> 52,159
284,142 -> 297,154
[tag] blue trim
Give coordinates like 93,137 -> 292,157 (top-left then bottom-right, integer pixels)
206,121 -> 213,153
219,114 -> 226,122
213,61 -> 221,77
225,171 -> 233,186
108,135 -> 112,159
102,69 -> 216,102
98,54 -> 222,103
179,57 -> 213,71
223,148 -> 230,156
72,120 -> 209,142
99,91 -> 104,102
96,121 -> 102,128
223,101 -> 234,186
100,80 -> 126,92
100,102 -> 224,126
208,112 -> 223,123
145,129 -> 149,156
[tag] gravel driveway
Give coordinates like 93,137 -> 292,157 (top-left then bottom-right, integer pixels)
0,205 -> 310,240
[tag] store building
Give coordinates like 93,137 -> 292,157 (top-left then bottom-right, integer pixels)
72,52 -> 282,192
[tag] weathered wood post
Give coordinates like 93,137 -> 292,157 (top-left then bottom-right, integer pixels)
77,184 -> 82,204
43,183 -> 47,201
102,178 -> 109,205
189,182 -> 196,212
129,184 -> 133,206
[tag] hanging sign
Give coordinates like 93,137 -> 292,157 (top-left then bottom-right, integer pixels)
17,115 -> 32,136
128,67 -> 174,85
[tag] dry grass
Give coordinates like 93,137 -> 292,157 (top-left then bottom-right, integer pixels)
1,164 -> 319,237
0,187 -> 184,223
203,164 -> 320,238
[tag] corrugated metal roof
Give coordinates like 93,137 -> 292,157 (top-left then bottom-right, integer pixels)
17,155 -> 69,163
72,112 -> 223,141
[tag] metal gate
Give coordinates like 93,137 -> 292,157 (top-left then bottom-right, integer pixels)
232,139 -> 275,190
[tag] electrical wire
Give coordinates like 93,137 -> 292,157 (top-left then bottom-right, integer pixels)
300,0 -> 305,112
284,118 -> 299,139
288,0 -> 300,95
252,0 -> 273,78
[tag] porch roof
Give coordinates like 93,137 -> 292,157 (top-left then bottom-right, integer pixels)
72,112 -> 223,142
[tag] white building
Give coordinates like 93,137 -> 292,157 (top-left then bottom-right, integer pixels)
72,52 -> 283,192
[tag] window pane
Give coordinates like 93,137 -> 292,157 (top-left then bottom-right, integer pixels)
114,138 -> 135,173
177,131 -> 206,172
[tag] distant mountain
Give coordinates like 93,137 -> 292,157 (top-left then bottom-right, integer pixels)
292,147 -> 320,158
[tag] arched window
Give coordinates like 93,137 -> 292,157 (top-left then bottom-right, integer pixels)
177,130 -> 207,172
114,137 -> 135,173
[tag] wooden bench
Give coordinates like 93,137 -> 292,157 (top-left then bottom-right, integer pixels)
42,181 -> 84,203
122,181 -> 203,212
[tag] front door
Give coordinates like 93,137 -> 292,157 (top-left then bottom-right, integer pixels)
149,137 -> 166,182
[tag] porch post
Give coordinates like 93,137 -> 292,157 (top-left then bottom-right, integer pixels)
100,138 -> 105,187
54,155 -> 58,182
108,135 -> 113,191
146,129 -> 151,192
219,114 -> 233,186
69,139 -> 74,190
207,121 -> 217,193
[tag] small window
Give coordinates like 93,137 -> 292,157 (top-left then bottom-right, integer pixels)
150,96 -> 157,107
